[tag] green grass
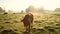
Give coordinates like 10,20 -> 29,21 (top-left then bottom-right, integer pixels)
0,12 -> 60,34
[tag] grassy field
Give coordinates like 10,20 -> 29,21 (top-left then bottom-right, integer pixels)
0,12 -> 60,34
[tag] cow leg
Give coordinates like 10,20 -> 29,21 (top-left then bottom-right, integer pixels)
26,26 -> 28,32
25,26 -> 30,33
30,23 -> 33,30
30,25 -> 32,30
28,25 -> 30,32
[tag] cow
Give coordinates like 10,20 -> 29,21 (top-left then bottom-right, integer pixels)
21,13 -> 33,32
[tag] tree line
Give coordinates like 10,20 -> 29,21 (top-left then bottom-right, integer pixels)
0,6 -> 60,13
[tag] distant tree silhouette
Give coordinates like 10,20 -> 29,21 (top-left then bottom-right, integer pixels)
0,7 -> 5,13
20,10 -> 24,13
26,5 -> 35,13
37,6 -> 44,13
55,8 -> 60,12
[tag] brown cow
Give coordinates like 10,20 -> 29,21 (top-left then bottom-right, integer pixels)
21,13 -> 33,32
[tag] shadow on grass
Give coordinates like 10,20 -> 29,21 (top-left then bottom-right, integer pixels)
0,30 -> 18,34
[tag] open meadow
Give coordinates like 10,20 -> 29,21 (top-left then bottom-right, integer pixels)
0,12 -> 60,34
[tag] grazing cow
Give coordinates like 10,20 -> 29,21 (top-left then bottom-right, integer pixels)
21,13 -> 33,32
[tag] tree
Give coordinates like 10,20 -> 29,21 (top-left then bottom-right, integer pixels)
8,10 -> 13,13
37,6 -> 44,13
55,8 -> 60,12
0,7 -> 5,13
20,10 -> 24,13
26,5 -> 35,13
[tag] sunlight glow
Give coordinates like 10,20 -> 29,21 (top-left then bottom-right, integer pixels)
0,0 -> 60,11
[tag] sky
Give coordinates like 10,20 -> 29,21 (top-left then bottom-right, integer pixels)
0,0 -> 60,12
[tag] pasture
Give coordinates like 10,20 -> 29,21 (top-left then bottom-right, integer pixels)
0,12 -> 60,34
